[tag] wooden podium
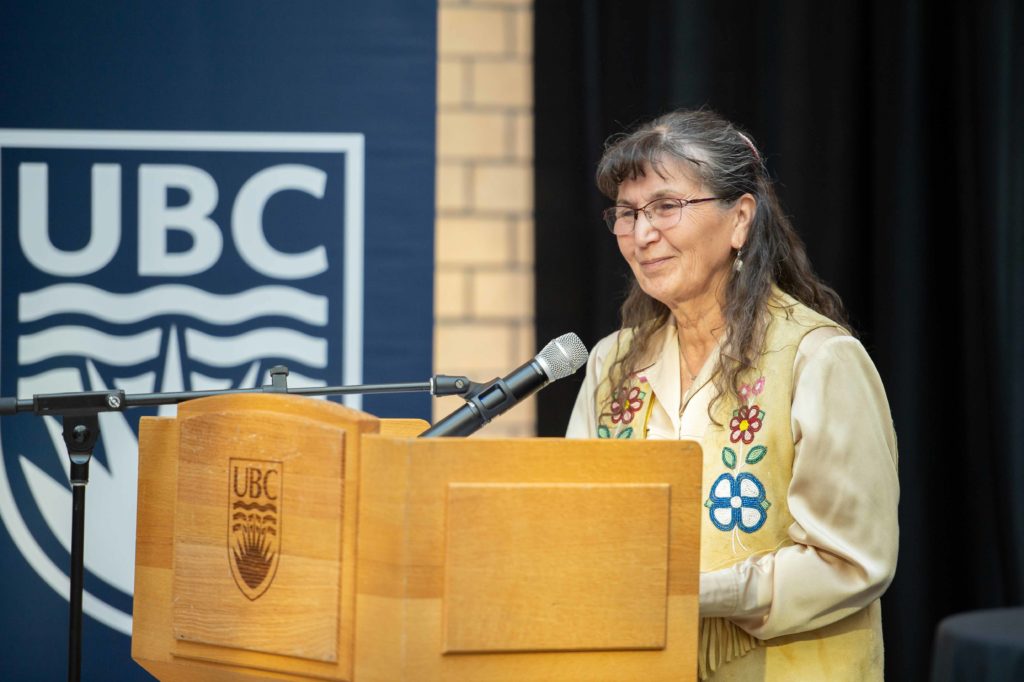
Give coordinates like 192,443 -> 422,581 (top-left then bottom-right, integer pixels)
132,393 -> 701,681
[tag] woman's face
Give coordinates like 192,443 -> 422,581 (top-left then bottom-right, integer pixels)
615,158 -> 752,312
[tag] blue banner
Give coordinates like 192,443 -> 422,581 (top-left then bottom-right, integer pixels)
0,3 -> 436,678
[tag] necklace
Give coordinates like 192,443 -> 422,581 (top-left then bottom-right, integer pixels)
680,347 -> 699,382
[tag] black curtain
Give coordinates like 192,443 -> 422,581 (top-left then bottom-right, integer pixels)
534,1 -> 1024,679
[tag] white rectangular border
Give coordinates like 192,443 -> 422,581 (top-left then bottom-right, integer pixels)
0,129 -> 365,408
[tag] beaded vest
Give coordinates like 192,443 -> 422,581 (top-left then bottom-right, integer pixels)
594,291 -> 867,679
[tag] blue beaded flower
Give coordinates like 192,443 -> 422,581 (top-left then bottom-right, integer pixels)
705,472 -> 770,533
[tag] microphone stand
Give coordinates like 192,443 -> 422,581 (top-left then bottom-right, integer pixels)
0,366 -> 473,682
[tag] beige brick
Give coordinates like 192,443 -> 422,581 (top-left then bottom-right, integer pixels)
439,7 -> 509,57
471,269 -> 533,318
511,111 -> 533,160
487,423 -> 533,437
438,111 -> 507,158
514,8 -> 532,56
516,320 -> 536,360
436,162 -> 469,212
436,216 -> 511,265
436,268 -> 469,318
471,60 -> 531,108
432,393 -> 467,423
434,0 -> 536,439
435,322 -> 516,376
438,59 -> 467,107
469,0 -> 533,7
473,163 -> 532,212
513,217 -> 533,263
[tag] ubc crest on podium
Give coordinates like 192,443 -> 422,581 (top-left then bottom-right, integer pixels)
229,458 -> 282,600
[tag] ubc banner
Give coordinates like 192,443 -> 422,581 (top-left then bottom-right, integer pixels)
0,4 -> 435,679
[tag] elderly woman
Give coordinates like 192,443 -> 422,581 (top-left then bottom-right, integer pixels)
567,109 -> 899,681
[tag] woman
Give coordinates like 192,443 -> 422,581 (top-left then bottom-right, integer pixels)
567,109 -> 899,681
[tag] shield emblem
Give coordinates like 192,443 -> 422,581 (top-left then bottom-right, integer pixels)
229,458 -> 282,600
0,129 -> 361,633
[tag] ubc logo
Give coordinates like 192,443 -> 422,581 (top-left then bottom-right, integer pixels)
229,459 -> 282,601
0,130 -> 363,634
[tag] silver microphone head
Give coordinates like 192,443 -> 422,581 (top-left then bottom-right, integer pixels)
535,332 -> 589,381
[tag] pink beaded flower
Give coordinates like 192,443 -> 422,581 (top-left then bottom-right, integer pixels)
610,386 -> 645,424
738,376 -> 766,404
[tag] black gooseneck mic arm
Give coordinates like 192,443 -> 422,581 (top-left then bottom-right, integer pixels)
419,332 -> 589,438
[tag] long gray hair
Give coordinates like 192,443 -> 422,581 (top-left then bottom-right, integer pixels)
596,108 -> 849,412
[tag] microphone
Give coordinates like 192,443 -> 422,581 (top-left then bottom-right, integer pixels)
419,332 -> 588,437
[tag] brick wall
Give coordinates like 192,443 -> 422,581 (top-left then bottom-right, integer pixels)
433,0 -> 535,436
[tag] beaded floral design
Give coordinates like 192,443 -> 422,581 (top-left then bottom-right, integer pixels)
729,404 -> 764,444
597,424 -> 634,439
706,375 -> 771,541
705,472 -> 771,533
610,386 -> 645,425
597,375 -> 649,439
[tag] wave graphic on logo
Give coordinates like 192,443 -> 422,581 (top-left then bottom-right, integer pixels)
231,501 -> 279,594
0,284 -> 329,635
20,284 -> 328,325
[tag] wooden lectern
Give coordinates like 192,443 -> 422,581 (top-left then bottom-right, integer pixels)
132,393 -> 701,681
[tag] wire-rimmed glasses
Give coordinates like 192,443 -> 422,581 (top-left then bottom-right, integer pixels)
602,196 -> 725,235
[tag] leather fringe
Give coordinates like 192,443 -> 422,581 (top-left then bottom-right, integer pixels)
698,617 -> 761,680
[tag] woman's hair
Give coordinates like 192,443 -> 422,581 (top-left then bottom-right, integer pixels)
596,108 -> 849,412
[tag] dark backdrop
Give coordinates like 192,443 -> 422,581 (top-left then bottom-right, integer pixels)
534,1 -> 1023,679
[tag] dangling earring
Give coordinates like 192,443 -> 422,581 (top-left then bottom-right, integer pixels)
733,248 -> 744,273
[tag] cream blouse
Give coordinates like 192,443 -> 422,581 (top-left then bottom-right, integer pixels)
566,323 -> 899,640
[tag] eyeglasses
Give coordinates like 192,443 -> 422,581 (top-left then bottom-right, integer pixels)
602,196 -> 725,235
